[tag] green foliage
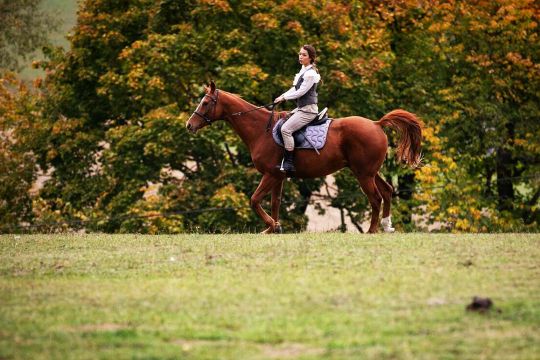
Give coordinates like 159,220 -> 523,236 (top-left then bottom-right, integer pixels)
1,0 -> 537,232
399,0 -> 540,231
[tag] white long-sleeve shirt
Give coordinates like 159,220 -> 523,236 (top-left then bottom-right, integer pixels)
281,65 -> 321,101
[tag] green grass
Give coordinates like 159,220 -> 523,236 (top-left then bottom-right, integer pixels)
0,233 -> 539,359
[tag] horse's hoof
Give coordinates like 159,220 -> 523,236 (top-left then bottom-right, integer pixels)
261,226 -> 274,234
275,223 -> 283,234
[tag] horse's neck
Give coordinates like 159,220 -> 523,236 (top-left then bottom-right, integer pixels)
224,95 -> 273,149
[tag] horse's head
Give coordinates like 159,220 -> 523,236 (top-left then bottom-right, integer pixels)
186,81 -> 224,133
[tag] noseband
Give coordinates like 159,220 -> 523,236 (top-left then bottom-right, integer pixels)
192,90 -> 219,125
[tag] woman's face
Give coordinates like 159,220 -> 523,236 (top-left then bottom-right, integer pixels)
298,48 -> 311,66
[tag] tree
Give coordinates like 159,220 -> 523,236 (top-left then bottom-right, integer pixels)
0,74 -> 44,232
32,0 -> 393,232
392,0 -> 540,231
324,0 -> 539,232
26,0 -> 538,233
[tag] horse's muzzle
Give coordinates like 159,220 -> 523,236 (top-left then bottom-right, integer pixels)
186,122 -> 197,133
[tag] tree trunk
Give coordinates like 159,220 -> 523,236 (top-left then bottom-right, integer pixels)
339,208 -> 346,233
496,146 -> 514,211
484,164 -> 494,196
398,172 -> 415,225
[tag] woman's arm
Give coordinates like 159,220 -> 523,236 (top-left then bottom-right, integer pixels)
282,71 -> 319,100
281,86 -> 297,99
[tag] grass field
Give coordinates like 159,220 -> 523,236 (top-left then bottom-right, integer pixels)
1,233 -> 539,359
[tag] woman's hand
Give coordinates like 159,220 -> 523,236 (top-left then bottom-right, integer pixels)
274,95 -> 285,104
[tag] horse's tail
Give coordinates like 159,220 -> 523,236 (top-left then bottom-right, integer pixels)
376,109 -> 423,168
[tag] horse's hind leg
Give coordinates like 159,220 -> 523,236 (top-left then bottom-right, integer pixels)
357,175 -> 382,233
375,174 -> 393,218
375,174 -> 395,233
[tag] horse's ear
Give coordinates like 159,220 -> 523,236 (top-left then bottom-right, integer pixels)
210,80 -> 216,94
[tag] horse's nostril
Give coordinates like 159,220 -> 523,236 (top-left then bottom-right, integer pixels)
187,123 -> 192,130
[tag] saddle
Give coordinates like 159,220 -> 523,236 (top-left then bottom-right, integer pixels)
272,107 -> 332,153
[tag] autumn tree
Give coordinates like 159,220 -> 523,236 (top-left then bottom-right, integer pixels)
0,75 -> 44,232
386,0 -> 540,231
35,0 -> 332,232
0,0 -> 57,233
323,0 -> 539,231
21,0 -> 539,233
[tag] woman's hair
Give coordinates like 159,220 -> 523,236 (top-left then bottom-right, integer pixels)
302,44 -> 317,64
302,44 -> 320,75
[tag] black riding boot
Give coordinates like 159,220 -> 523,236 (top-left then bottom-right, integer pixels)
279,150 -> 296,174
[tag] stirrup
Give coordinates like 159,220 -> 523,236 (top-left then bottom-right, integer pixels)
279,153 -> 295,174
278,160 -> 293,173
279,163 -> 295,173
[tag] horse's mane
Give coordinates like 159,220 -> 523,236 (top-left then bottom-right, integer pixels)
222,90 -> 271,115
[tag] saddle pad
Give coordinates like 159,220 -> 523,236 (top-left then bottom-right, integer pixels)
272,118 -> 332,150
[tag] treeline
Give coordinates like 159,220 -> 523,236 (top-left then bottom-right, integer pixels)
1,0 -> 538,233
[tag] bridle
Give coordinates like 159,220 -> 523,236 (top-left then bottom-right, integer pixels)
192,90 -> 220,125
192,89 -> 278,132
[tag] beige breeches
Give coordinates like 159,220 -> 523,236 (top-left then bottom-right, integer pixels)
280,104 -> 318,151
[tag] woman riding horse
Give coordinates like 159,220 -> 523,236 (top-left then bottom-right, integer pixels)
187,78 -> 422,233
274,44 -> 321,174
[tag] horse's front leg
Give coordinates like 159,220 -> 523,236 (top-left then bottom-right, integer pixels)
262,180 -> 284,234
251,173 -> 282,234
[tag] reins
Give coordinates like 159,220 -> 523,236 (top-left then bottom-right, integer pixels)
231,102 -> 275,116
232,101 -> 279,133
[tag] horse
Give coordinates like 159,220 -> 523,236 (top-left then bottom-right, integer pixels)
187,81 -> 423,233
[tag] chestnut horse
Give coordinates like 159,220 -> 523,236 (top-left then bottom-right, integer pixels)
187,81 -> 422,233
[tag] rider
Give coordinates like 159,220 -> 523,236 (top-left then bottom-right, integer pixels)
274,44 -> 321,174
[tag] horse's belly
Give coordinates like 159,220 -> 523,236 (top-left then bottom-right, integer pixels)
294,147 -> 347,178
